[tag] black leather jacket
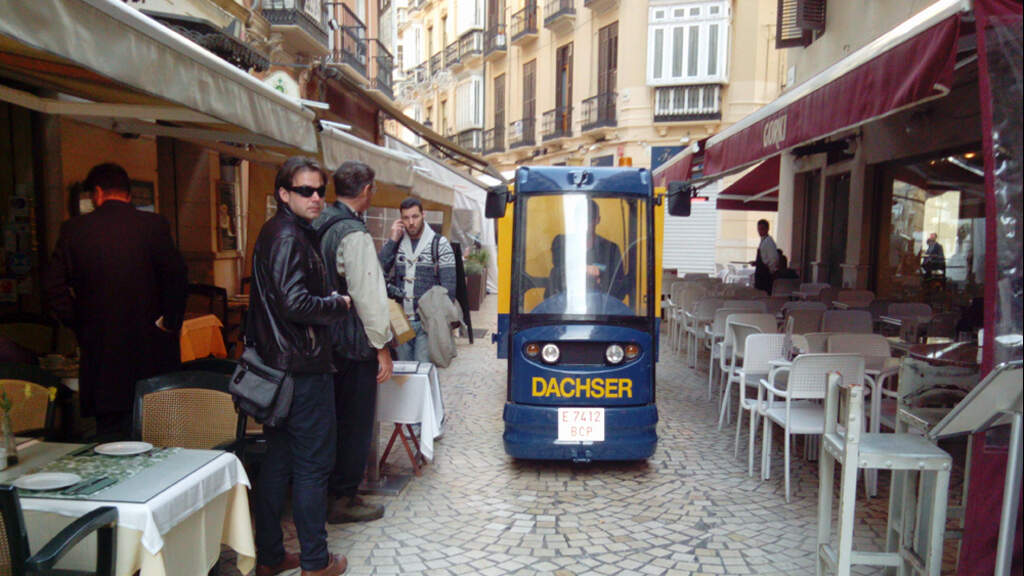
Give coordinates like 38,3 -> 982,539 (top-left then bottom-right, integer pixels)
248,205 -> 349,374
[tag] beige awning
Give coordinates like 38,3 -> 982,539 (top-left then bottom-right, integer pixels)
320,126 -> 414,186
0,0 -> 318,153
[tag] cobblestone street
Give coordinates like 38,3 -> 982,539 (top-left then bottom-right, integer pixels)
224,295 -> 960,576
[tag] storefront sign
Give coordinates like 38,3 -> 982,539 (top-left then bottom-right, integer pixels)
263,70 -> 300,99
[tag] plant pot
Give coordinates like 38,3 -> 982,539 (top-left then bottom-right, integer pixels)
466,272 -> 485,311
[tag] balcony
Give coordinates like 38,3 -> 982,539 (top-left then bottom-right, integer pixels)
262,0 -> 329,57
326,4 -> 367,79
581,92 -> 616,132
484,127 -> 505,154
458,29 -> 484,66
543,0 -> 575,35
457,128 -> 483,153
445,41 -> 461,70
430,52 -> 443,76
409,62 -> 428,85
368,39 -> 394,100
541,106 -> 572,141
508,117 -> 536,149
484,24 -> 507,60
653,84 -> 722,122
584,0 -> 618,14
408,0 -> 428,12
510,3 -> 538,45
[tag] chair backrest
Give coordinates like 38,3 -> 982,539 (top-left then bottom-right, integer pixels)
727,322 -> 765,361
132,370 -> 244,450
798,282 -> 830,296
679,286 -> 708,313
741,333 -> 787,373
1,483 -> 36,570
711,308 -> 744,339
763,296 -> 789,317
781,300 -> 827,315
669,280 -> 688,303
771,278 -> 801,298
827,332 -> 892,359
820,310 -> 873,334
802,332 -> 833,353
868,299 -> 892,319
0,313 -> 58,356
836,289 -> 875,308
888,302 -> 933,318
186,283 -> 229,322
817,285 -> 838,305
786,308 -> 824,334
723,299 -> 767,312
724,313 -> 778,349
0,364 -> 58,437
692,297 -> 724,321
823,371 -> 866,446
788,353 -> 865,400
927,311 -> 960,338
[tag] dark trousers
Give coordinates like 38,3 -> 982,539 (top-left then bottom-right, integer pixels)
754,262 -> 774,294
254,372 -> 336,571
330,357 -> 379,499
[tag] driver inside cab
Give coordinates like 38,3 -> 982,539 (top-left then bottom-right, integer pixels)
548,199 -> 626,300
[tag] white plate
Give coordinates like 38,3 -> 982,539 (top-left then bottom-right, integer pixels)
12,472 -> 82,491
94,441 -> 153,456
557,407 -> 605,442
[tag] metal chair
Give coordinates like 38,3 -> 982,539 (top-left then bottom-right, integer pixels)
820,310 -> 873,334
733,333 -> 787,476
760,353 -> 864,502
817,372 -> 951,576
0,484 -> 118,575
0,363 -> 59,439
131,371 -> 245,453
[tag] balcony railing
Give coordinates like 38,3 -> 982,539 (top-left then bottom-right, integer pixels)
541,106 -> 572,140
369,39 -> 394,99
484,24 -> 507,57
458,29 -> 484,60
430,52 -> 443,76
332,3 -> 367,77
653,84 -> 722,122
457,128 -> 483,153
484,127 -> 505,154
510,3 -> 538,43
509,117 -> 536,149
445,41 -> 460,68
543,0 -> 575,29
410,62 -> 428,84
262,0 -> 329,48
581,92 -> 616,131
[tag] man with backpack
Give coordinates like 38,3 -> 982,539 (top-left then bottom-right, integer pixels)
379,197 -> 457,362
314,161 -> 393,525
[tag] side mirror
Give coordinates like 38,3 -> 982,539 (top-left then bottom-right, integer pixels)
485,185 -> 509,218
667,181 -> 692,217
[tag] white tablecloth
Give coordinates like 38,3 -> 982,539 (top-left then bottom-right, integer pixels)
20,452 -> 254,576
378,362 -> 445,460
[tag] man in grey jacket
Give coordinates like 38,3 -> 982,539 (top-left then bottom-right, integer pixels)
314,161 -> 393,524
379,197 -> 457,362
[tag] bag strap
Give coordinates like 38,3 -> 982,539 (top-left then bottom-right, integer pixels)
315,214 -> 350,244
432,234 -> 441,283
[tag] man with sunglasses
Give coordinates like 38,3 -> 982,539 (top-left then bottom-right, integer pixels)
313,161 -> 393,525
251,157 -> 351,576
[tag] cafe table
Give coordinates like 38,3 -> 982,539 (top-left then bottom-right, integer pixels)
378,361 -> 445,461
1,440 -> 254,576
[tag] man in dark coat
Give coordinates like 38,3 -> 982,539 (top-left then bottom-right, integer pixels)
44,163 -> 188,439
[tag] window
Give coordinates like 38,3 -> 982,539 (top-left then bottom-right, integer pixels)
776,0 -> 826,48
647,1 -> 729,86
455,76 -> 484,130
458,0 -> 484,33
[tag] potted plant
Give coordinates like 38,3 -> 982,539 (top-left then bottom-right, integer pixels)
463,249 -> 489,311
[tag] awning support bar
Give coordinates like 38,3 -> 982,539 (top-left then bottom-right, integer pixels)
0,84 -> 222,124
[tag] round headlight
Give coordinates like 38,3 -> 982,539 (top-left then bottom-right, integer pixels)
624,344 -> 640,359
525,343 -> 540,357
541,343 -> 560,364
606,344 -> 625,364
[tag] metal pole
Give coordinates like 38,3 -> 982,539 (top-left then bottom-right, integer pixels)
994,411 -> 1022,576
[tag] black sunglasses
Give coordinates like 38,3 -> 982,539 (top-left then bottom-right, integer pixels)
286,185 -> 326,198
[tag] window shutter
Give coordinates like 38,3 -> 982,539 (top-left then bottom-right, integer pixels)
776,0 -> 812,48
796,0 -> 826,32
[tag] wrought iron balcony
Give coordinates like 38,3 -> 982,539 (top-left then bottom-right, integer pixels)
541,106 -> 572,141
457,128 -> 483,153
458,29 -> 484,62
445,41 -> 460,69
543,0 -> 575,32
653,84 -> 722,122
369,39 -> 394,99
484,24 -> 507,58
508,117 -> 536,149
581,92 -> 616,132
484,127 -> 505,154
262,0 -> 329,53
430,52 -> 443,76
510,3 -> 538,45
329,3 -> 367,78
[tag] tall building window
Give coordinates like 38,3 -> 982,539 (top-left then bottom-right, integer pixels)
456,76 -> 484,131
523,59 -> 536,120
647,1 -> 729,86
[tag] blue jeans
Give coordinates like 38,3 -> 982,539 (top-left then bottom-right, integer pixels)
396,318 -> 430,363
254,372 -> 336,571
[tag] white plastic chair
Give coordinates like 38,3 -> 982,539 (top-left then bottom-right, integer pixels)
685,297 -> 723,368
705,307 -> 745,400
733,333 -> 787,476
835,289 -> 874,308
802,332 -> 833,353
724,299 -> 767,312
772,278 -> 801,299
786,308 -> 825,335
672,285 -> 708,353
798,282 -> 830,299
718,314 -> 778,429
760,353 -> 865,502
820,310 -> 873,334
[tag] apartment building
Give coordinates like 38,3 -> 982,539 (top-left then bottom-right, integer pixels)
395,0 -> 784,274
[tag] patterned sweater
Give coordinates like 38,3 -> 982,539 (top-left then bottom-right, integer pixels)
378,232 -> 457,317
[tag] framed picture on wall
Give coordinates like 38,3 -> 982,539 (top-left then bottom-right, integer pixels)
216,180 -> 239,252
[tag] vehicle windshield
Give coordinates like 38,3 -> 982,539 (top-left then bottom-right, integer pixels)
516,193 -> 650,317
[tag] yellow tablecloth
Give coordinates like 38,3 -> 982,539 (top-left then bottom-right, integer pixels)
180,314 -> 227,362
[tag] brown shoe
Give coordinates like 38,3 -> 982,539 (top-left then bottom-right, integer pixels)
301,553 -> 347,576
327,495 -> 385,524
255,552 -> 300,576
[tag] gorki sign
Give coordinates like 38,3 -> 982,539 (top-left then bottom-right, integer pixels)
762,115 -> 788,150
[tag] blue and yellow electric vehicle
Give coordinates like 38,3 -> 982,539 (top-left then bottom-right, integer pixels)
487,166 -> 663,462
